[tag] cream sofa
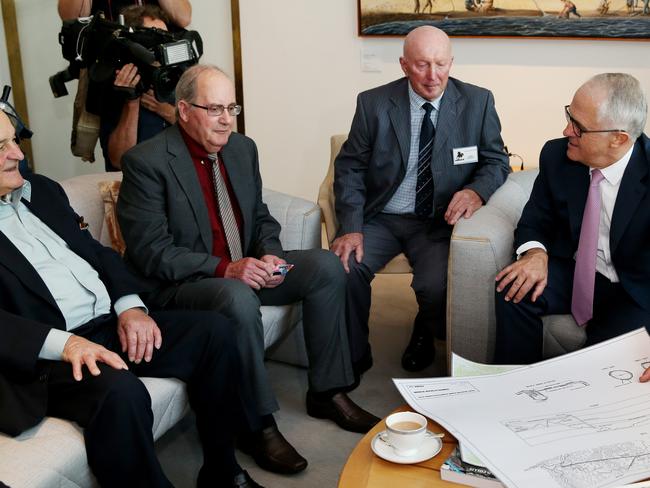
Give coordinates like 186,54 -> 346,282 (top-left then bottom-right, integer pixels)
447,169 -> 586,365
0,172 -> 320,488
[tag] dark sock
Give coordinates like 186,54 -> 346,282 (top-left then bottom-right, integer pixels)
308,388 -> 339,402
260,413 -> 276,429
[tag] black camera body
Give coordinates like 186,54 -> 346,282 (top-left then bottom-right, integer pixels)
50,14 -> 203,106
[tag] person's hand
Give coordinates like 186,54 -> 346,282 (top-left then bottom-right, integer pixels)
225,257 -> 274,290
117,308 -> 162,364
641,366 -> 650,383
140,90 -> 176,124
445,189 -> 483,225
260,254 -> 286,289
331,232 -> 364,273
114,63 -> 141,89
495,249 -> 548,303
62,335 -> 128,381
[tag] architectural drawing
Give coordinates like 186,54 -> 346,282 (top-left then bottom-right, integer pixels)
503,394 -> 650,446
515,380 -> 589,401
528,441 -> 650,488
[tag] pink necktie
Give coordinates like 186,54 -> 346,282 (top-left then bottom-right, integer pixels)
571,169 -> 605,326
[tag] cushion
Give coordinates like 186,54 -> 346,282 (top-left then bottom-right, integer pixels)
97,180 -> 126,255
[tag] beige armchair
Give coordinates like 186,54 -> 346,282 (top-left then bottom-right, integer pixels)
318,134 -> 412,274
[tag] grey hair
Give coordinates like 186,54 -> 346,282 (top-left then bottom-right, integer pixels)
174,64 -> 227,118
586,73 -> 647,140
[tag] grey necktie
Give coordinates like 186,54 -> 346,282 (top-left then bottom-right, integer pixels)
207,153 -> 243,261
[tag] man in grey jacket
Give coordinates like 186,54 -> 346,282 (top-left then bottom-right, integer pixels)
117,64 -> 379,476
333,26 -> 510,373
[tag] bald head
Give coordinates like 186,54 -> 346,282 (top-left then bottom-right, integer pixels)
403,26 -> 452,59
400,26 -> 453,101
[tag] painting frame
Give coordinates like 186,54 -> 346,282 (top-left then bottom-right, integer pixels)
358,0 -> 650,39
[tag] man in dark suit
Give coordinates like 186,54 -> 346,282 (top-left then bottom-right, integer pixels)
333,26 -> 510,372
495,73 -> 650,369
0,110 -> 261,487
117,64 -> 379,475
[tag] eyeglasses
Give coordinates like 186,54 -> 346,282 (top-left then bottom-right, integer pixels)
564,105 -> 626,138
189,102 -> 242,117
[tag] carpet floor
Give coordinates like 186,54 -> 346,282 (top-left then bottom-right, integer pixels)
156,273 -> 447,487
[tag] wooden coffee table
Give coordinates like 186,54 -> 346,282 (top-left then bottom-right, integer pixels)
338,406 -> 460,487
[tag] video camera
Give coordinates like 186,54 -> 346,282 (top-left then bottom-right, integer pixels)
50,13 -> 203,106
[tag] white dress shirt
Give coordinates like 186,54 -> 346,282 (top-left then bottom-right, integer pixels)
517,145 -> 634,283
0,181 -> 145,360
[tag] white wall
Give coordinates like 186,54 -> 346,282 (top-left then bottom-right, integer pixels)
1,0 -> 234,180
2,1 -> 649,198
239,0 -> 650,201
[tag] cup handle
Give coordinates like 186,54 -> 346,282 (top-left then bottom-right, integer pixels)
379,432 -> 392,447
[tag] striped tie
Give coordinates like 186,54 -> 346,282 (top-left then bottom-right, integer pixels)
208,153 -> 243,261
415,102 -> 435,217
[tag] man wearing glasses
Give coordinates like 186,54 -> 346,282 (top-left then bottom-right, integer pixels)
117,64 -> 379,476
494,73 -> 650,372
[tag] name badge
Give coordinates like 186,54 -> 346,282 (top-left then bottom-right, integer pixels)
452,146 -> 479,165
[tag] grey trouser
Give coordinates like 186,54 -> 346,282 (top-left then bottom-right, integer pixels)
164,248 -> 354,416
345,214 -> 451,362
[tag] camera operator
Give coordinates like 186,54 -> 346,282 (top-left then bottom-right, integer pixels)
57,0 -> 191,30
99,5 -> 177,171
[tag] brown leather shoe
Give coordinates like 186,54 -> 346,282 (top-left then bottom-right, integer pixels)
239,426 -> 308,474
306,392 -> 380,433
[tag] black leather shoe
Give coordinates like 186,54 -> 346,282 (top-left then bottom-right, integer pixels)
401,332 -> 435,372
232,470 -> 264,488
306,392 -> 380,433
239,426 -> 307,474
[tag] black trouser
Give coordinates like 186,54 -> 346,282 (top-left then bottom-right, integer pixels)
494,256 -> 650,364
45,310 -> 249,487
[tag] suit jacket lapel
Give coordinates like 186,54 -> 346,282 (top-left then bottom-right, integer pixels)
433,79 -> 460,163
565,159 -> 590,245
0,233 -> 59,314
388,79 -> 411,170
166,126 -> 213,252
220,139 -> 252,251
610,139 -> 649,253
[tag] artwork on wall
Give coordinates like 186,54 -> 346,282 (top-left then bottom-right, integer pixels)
358,0 -> 650,38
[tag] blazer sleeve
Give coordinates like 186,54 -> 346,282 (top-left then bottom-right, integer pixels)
514,142 -> 557,249
0,309 -> 51,376
247,140 -> 284,258
333,93 -> 371,236
117,149 -> 222,281
463,90 -> 511,203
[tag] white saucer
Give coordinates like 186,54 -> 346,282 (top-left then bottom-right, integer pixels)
371,430 -> 442,464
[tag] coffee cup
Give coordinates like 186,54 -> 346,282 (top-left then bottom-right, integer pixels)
381,411 -> 427,457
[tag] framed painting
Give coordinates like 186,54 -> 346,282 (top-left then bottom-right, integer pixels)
358,0 -> 650,38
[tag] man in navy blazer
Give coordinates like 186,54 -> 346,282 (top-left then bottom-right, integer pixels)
333,26 -> 509,372
495,73 -> 650,375
0,110 -> 261,487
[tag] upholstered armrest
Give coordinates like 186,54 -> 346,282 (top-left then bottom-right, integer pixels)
262,188 -> 321,251
447,170 -> 538,364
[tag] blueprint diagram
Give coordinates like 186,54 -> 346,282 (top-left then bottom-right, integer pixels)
528,441 -> 650,488
503,394 -> 650,446
394,329 -> 650,488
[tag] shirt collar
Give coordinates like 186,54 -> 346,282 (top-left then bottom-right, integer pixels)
0,180 -> 30,207
593,144 -> 634,186
408,82 -> 443,113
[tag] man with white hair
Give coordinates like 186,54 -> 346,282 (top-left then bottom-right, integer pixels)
495,73 -> 650,371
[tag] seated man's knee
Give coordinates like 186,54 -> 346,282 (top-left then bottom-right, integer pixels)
101,370 -> 151,411
312,249 -> 346,284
